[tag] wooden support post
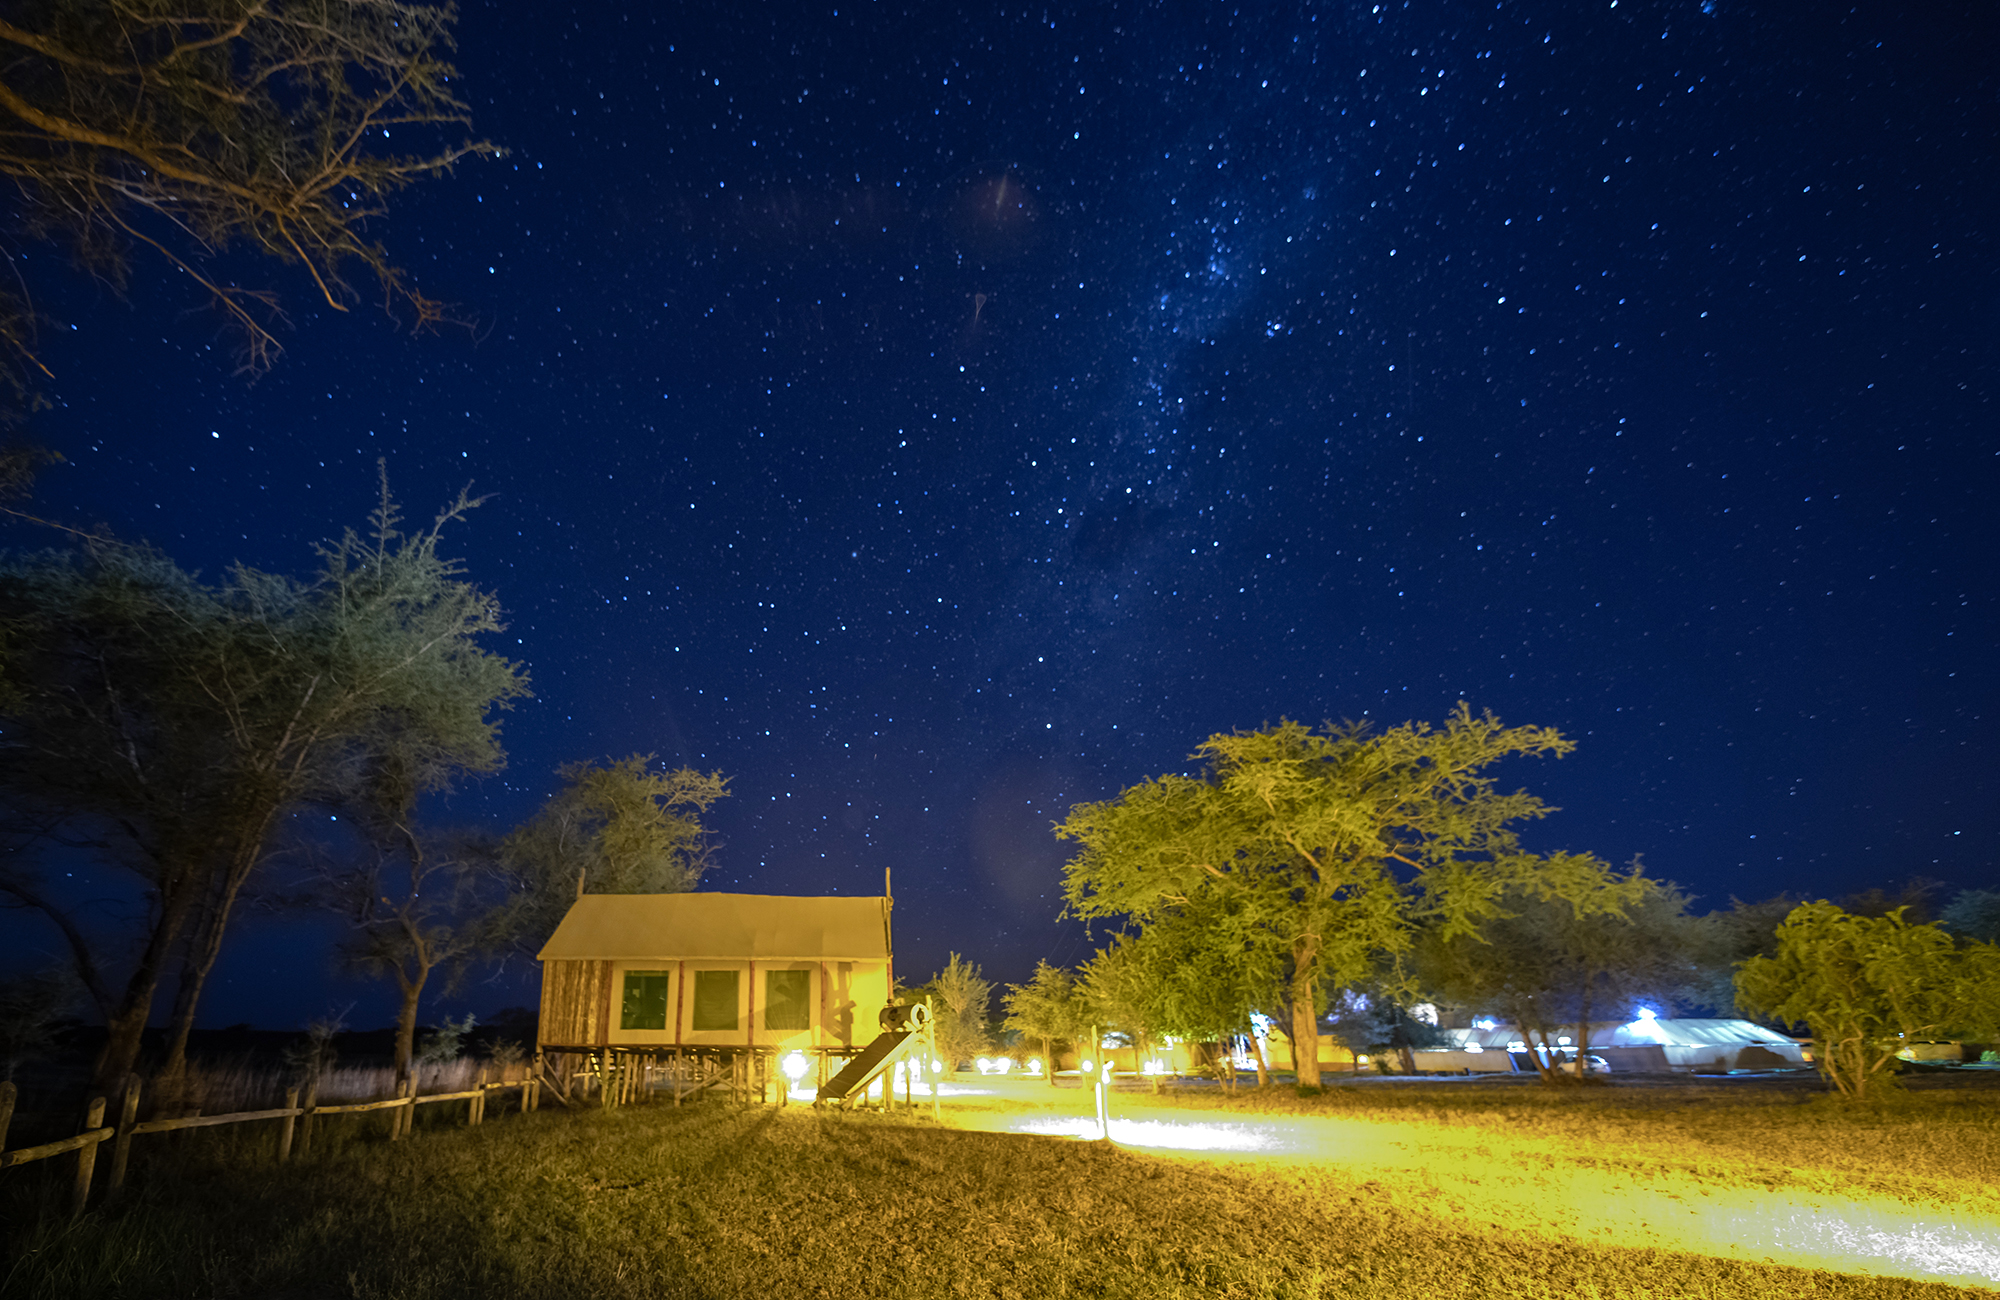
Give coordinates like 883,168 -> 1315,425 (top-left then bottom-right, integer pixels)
0,1080 -> 15,1154
107,1074 -> 141,1194
278,1087 -> 299,1162
72,1096 -> 106,1217
392,1076 -> 412,1141
298,1071 -> 321,1157
471,1069 -> 486,1127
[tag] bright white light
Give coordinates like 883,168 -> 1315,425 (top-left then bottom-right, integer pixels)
996,1056 -> 1013,1073
1141,1057 -> 1168,1075
1637,1007 -> 1657,1021
1027,1059 -> 1044,1075
780,1051 -> 811,1083
1473,1017 -> 1499,1030
1412,1003 -> 1439,1026
1079,1058 -> 1094,1074
1557,1036 -> 1573,1046
975,1056 -> 993,1073
930,1058 -> 944,1075
1465,1043 -> 1485,1053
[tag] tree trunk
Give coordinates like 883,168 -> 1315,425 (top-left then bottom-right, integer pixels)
1289,966 -> 1321,1087
159,824 -> 271,1089
1250,1033 -> 1270,1088
1043,1037 -> 1055,1086
91,868 -> 202,1091
1572,984 -> 1593,1085
1397,1041 -> 1417,1075
393,965 -> 430,1084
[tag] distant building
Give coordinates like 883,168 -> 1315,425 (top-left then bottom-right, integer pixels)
534,892 -> 893,1055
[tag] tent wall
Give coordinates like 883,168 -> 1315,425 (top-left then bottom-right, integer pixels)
539,956 -> 890,1051
540,959 -> 612,1048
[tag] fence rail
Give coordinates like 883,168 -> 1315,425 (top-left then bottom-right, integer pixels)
0,1072 -> 541,1216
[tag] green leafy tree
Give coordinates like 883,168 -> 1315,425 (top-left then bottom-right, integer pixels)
1734,902 -> 2000,1100
1001,960 -> 1083,1085
1078,935 -> 1163,1085
1417,858 -> 1694,1084
1940,890 -> 2000,945
503,756 -> 727,954
1323,987 -> 1449,1076
0,473 -> 527,1090
0,0 -> 499,410
1126,895 -> 1285,1086
1056,707 -> 1574,1085
1683,894 -> 1799,1017
910,953 -> 992,1070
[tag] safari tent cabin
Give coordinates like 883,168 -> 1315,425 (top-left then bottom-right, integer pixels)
535,893 -> 892,1054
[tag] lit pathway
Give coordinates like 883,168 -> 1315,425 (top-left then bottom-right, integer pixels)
939,1081 -> 2000,1292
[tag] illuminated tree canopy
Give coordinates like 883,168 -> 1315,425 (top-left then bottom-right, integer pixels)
1735,901 -> 2000,1100
1056,706 -> 1576,1086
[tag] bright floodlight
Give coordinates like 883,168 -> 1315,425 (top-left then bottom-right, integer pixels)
1079,1057 -> 1094,1074
1637,1007 -> 1658,1021
930,1058 -> 944,1074
1027,1058 -> 1043,1075
781,1051 -> 811,1083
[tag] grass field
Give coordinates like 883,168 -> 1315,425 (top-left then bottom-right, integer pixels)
4,1077 -> 1997,1299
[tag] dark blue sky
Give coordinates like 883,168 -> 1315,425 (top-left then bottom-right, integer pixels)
11,0 -> 1996,1030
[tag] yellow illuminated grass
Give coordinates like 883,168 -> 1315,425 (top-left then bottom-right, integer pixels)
3,1097 -> 1993,1299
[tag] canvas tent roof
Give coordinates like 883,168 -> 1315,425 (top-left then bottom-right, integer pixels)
536,893 -> 891,962
1449,1018 -> 1801,1051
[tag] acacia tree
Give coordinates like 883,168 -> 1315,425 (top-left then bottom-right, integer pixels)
912,953 -> 993,1070
1735,902 -> 2000,1100
502,756 -> 727,955
0,0 -> 498,409
1125,895 -> 1285,1087
0,473 -> 527,1089
316,827 -> 506,1085
1416,856 -> 1692,1085
1057,707 -> 1574,1086
1001,960 -> 1082,1085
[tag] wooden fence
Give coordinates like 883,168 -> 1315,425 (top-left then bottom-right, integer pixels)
0,1068 -> 543,1216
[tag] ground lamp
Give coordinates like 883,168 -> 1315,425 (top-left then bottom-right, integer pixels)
780,1051 -> 811,1105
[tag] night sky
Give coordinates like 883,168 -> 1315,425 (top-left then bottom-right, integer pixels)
11,0 -> 1997,1031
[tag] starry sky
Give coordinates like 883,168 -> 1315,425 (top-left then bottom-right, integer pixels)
12,0 -> 1997,1030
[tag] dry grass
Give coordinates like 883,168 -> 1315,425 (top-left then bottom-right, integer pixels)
1119,1074 -> 2000,1209
2,1092 -> 1994,1299
157,1057 -> 529,1116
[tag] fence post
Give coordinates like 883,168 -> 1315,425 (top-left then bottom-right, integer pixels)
471,1068 -> 486,1127
0,1080 -> 15,1154
297,1071 -> 321,1158
107,1074 -> 141,1195
71,1096 -> 106,1217
391,1076 -> 410,1141
278,1086 -> 299,1162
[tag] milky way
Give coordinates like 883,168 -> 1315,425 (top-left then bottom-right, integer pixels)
14,0 -> 1994,1028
